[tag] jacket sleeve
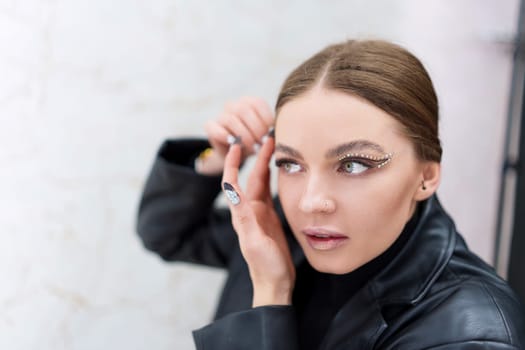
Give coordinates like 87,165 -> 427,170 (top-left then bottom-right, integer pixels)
136,139 -> 238,268
192,306 -> 299,350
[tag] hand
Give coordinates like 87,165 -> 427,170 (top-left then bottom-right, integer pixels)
222,133 -> 296,307
199,97 -> 274,175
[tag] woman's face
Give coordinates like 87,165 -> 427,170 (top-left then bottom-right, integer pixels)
275,88 -> 426,274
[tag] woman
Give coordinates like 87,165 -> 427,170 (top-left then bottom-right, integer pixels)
137,40 -> 525,349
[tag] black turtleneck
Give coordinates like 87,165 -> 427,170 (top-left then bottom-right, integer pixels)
293,206 -> 421,350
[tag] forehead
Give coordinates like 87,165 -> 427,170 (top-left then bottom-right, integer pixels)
275,89 -> 408,152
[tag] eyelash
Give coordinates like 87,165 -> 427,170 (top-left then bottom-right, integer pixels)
338,157 -> 374,175
274,156 -> 385,176
274,158 -> 303,174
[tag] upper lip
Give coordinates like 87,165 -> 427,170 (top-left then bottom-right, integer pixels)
302,227 -> 349,238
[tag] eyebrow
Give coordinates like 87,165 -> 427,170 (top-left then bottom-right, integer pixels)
275,140 -> 386,160
274,143 -> 304,160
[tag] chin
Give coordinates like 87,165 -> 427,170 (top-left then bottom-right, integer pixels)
305,254 -> 361,275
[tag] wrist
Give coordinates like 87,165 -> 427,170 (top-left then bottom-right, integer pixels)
252,284 -> 293,307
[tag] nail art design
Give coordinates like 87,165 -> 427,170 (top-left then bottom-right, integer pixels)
223,182 -> 241,205
262,127 -> 275,144
227,135 -> 242,145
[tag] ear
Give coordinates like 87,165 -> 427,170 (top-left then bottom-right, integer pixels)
413,162 -> 441,201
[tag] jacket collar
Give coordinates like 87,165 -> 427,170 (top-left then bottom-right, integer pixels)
369,194 -> 456,306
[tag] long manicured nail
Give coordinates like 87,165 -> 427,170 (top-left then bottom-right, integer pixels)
223,182 -> 240,205
227,135 -> 242,146
253,143 -> 261,153
261,127 -> 274,144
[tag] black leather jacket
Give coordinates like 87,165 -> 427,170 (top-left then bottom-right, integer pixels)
137,139 -> 525,349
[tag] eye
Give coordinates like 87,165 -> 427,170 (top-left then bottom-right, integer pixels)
339,160 -> 369,175
282,162 -> 302,174
275,159 -> 303,174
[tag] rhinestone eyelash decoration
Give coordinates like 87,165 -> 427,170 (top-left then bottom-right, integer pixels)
337,152 -> 394,168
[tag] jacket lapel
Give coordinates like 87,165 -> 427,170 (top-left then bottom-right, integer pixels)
320,285 -> 387,349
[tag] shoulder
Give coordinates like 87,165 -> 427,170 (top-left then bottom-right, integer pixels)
438,276 -> 523,341
375,197 -> 525,348
443,239 -> 525,343
389,260 -> 525,348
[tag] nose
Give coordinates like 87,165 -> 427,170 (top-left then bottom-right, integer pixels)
298,175 -> 336,214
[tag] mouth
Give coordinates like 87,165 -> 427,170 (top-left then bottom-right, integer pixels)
301,227 -> 349,251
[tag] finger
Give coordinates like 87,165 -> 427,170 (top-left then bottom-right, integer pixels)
246,131 -> 275,201
222,142 -> 243,191
219,113 -> 257,153
230,101 -> 268,144
222,97 -> 274,154
222,143 -> 258,236
222,182 -> 255,238
204,120 -> 232,152
240,108 -> 267,148
242,96 -> 275,127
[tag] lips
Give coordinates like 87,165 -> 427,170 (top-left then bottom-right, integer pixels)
302,227 -> 349,251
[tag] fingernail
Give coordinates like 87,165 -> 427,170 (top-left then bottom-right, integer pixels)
223,182 -> 241,205
227,135 -> 242,146
261,127 -> 274,144
253,143 -> 261,153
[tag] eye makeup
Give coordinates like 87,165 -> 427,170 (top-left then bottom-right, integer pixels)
274,151 -> 393,176
337,152 -> 393,169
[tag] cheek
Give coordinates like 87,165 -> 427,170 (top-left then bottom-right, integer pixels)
277,168 -> 417,226
329,176 -> 416,243
340,175 -> 419,257
377,163 -> 420,212
276,174 -> 313,235
348,176 -> 415,224
277,175 -> 302,211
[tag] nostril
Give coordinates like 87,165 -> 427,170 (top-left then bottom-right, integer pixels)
299,197 -> 335,213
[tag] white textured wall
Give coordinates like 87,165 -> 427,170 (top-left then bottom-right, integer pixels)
0,1 -> 519,349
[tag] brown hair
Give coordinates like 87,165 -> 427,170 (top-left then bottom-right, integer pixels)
275,40 -> 442,162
